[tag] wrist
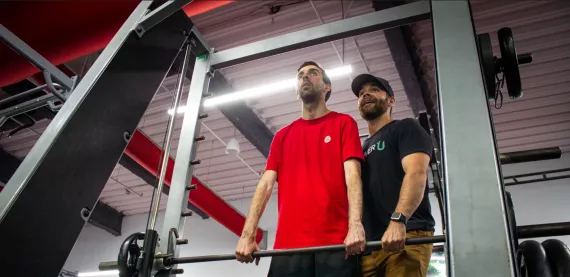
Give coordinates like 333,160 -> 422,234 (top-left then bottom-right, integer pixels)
390,211 -> 408,225
349,219 -> 362,227
241,229 -> 256,240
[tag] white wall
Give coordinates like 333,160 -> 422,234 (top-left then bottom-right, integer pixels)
64,154 -> 570,276
64,197 -> 279,276
428,153 -> 570,245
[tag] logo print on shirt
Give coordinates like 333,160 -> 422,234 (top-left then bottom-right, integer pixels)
324,136 -> 331,143
377,141 -> 385,151
365,141 -> 385,156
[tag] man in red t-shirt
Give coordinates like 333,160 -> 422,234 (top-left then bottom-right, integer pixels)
235,61 -> 366,277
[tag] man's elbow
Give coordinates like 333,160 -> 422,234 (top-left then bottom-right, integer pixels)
408,168 -> 428,185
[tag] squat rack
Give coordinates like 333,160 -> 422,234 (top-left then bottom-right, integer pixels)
0,1 -> 518,276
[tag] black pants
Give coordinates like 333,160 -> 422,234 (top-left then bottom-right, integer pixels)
268,250 -> 361,277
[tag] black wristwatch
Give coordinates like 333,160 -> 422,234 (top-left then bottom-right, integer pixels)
391,212 -> 408,225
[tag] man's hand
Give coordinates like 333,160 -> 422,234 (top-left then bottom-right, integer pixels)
344,222 -> 366,255
381,221 -> 406,252
235,235 -> 261,265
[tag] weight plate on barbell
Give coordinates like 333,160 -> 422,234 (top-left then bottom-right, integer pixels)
517,240 -> 553,277
506,191 -> 518,253
498,27 -> 523,99
542,239 -> 570,277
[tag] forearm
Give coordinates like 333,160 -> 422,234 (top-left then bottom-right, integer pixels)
346,172 -> 363,225
395,170 -> 427,218
241,180 -> 273,238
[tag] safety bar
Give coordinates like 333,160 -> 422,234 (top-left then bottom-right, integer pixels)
500,147 -> 561,165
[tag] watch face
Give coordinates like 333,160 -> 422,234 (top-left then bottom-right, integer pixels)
391,212 -> 401,220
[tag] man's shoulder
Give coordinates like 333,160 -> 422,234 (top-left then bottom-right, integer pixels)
393,118 -> 422,131
330,111 -> 356,122
274,120 -> 299,136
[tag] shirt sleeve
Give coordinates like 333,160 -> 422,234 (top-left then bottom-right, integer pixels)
341,116 -> 365,163
265,129 -> 282,173
397,118 -> 434,160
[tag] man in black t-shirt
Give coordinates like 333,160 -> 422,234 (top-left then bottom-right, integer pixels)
352,74 -> 435,277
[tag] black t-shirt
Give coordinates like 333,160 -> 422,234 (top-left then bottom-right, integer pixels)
361,118 -> 435,249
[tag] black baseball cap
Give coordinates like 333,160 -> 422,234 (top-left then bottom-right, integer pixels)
351,74 -> 393,98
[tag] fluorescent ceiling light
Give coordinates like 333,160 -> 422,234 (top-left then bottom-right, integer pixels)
167,65 -> 352,114
204,65 -> 352,107
168,105 -> 188,115
78,270 -> 119,277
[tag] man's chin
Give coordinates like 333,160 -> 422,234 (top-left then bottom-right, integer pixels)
300,93 -> 319,103
360,110 -> 383,121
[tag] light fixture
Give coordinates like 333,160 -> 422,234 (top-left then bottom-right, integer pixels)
167,65 -> 353,114
77,270 -> 119,277
203,65 -> 352,107
225,137 -> 240,157
167,106 -> 187,115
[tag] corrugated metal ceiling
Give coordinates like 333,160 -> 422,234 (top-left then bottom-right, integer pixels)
412,0 -> 570,153
1,0 -> 569,216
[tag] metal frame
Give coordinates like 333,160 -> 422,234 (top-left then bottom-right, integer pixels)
159,54 -> 211,257
136,0 -> 193,38
431,1 -> 515,276
0,1 -> 194,276
0,24 -> 74,91
210,1 -> 430,69
0,0 -> 522,276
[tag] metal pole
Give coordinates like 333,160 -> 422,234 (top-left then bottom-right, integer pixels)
0,24 -> 74,91
517,222 -> 570,239
158,54 -> 211,258
100,220 -> 570,271
431,0 -> 516,276
42,70 -> 68,102
500,147 -> 562,165
168,236 -> 446,265
0,83 -> 61,106
210,1 -> 430,69
148,42 -> 192,231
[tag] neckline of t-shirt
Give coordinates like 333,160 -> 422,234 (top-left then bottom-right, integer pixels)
297,111 -> 337,125
368,120 -> 397,139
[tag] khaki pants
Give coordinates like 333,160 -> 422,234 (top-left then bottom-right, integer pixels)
361,230 -> 434,277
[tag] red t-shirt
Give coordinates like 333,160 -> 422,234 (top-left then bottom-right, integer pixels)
265,111 -> 364,249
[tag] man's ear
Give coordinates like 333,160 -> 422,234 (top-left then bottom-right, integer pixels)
324,83 -> 331,94
388,96 -> 395,106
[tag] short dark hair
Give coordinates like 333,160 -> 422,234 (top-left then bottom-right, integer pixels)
297,61 -> 332,101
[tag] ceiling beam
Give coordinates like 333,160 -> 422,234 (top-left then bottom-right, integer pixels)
373,0 -> 440,143
0,147 -> 123,236
209,73 -> 274,157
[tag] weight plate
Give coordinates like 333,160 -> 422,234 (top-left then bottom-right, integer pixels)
542,239 -> 570,277
477,33 -> 496,100
498,27 -> 523,99
506,191 -> 518,252
517,240 -> 553,277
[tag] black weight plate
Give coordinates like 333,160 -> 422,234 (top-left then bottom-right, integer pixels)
498,27 -> 523,99
542,239 -> 570,277
517,240 -> 553,277
477,33 -> 496,100
506,191 -> 519,252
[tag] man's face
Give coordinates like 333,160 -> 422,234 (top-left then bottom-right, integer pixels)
296,65 -> 330,103
358,82 -> 393,121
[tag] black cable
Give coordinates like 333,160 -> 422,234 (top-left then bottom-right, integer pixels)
494,73 -> 504,109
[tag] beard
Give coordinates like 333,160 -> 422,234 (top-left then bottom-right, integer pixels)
359,97 -> 389,121
298,81 -> 324,104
